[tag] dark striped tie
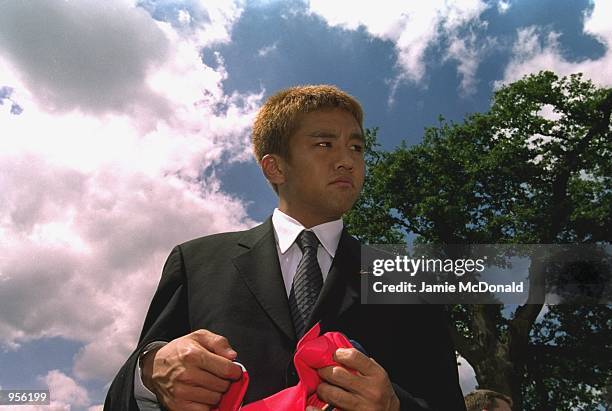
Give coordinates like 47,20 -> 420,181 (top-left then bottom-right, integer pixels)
289,230 -> 323,339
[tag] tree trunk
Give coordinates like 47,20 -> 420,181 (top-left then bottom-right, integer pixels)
453,254 -> 546,409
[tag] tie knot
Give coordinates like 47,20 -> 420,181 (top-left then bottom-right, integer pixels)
296,230 -> 319,252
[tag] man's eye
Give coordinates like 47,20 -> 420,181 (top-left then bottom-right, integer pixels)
317,142 -> 332,148
352,144 -> 363,152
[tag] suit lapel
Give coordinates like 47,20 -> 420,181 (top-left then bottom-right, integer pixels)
232,218 -> 296,342
232,219 -> 362,343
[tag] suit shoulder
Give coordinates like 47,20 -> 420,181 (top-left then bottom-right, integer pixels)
342,230 -> 362,250
345,232 -> 361,245
176,219 -> 271,256
177,229 -> 244,255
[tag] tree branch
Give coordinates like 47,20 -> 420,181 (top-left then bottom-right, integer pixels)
509,253 -> 545,356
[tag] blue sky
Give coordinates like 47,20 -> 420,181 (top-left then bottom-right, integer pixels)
0,1 -> 610,409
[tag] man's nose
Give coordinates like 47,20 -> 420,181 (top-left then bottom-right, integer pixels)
335,147 -> 355,170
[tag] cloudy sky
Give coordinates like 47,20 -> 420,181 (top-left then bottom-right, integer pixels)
0,0 -> 610,409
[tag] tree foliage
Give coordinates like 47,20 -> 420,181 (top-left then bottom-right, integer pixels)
345,71 -> 612,410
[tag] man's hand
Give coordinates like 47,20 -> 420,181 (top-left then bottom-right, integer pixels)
309,348 -> 400,411
141,329 -> 242,411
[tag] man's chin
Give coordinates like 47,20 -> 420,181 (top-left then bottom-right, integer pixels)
326,202 -> 357,219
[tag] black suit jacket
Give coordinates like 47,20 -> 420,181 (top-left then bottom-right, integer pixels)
105,218 -> 466,410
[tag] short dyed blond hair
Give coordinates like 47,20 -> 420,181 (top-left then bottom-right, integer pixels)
251,84 -> 364,164
464,389 -> 513,411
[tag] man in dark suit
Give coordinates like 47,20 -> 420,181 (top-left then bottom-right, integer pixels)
105,85 -> 466,411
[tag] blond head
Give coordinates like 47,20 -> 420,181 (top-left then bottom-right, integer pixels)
252,85 -> 364,164
465,389 -> 513,411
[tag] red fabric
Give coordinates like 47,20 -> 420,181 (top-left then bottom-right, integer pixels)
215,362 -> 250,411
216,323 -> 354,411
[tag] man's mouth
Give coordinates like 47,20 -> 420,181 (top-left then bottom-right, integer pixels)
330,177 -> 353,187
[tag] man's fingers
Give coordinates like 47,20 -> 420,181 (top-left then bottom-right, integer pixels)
322,351 -> 399,410
333,347 -> 377,376
177,367 -> 233,393
186,330 -> 242,380
166,398 -> 212,411
317,381 -> 359,410
318,365 -> 361,393
191,329 -> 237,359
194,349 -> 243,380
172,383 -> 223,406
150,331 -> 243,410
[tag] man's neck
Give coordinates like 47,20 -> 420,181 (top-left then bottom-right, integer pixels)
277,204 -> 341,228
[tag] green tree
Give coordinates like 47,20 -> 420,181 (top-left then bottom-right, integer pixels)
346,71 -> 612,410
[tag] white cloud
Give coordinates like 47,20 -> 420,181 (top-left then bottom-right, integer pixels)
178,9 -> 192,25
457,354 -> 478,394
258,42 -> 279,57
0,0 -> 261,386
583,0 -> 612,47
497,1 -> 511,14
0,0 -> 171,122
0,370 -> 90,411
194,0 -> 245,46
499,0 -> 612,87
307,0 -> 489,99
538,104 -> 563,122
445,29 -> 496,95
42,370 -> 90,409
140,0 -> 244,47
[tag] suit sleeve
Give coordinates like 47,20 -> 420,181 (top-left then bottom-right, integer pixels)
104,246 -> 191,411
389,305 -> 466,411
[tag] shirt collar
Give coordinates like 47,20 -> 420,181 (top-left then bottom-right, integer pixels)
272,208 -> 343,257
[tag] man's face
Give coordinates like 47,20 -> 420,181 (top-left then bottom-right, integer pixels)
276,108 -> 365,226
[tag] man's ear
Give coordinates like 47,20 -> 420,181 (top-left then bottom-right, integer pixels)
261,154 -> 286,186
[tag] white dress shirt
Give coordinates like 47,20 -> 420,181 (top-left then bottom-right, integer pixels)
134,208 -> 343,409
272,207 -> 342,295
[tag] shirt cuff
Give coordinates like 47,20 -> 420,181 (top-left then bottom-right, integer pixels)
133,341 -> 168,410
